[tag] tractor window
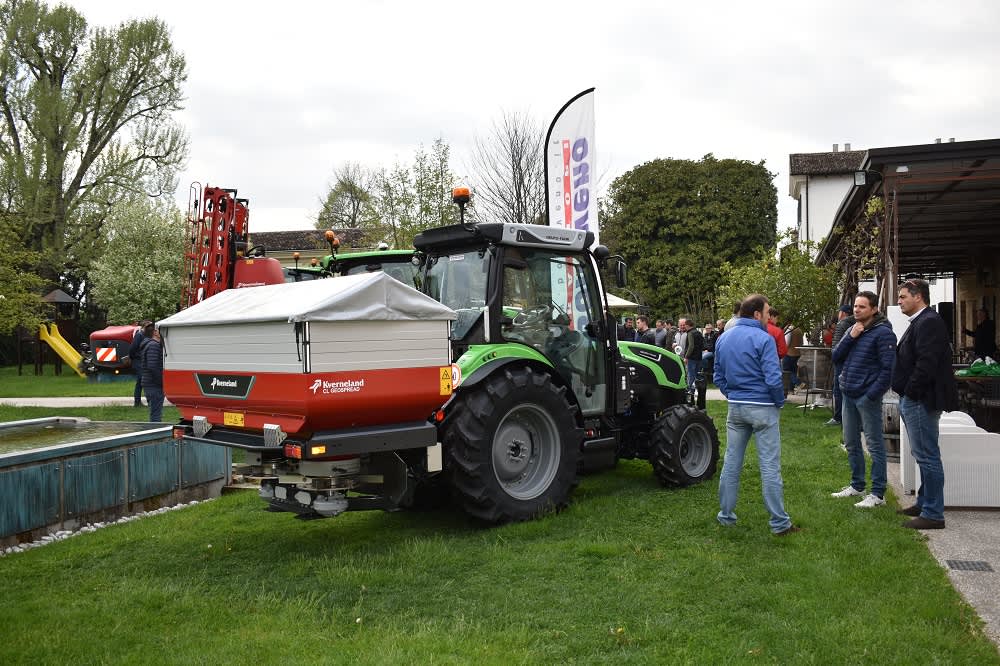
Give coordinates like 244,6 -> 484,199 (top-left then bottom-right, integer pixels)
343,261 -> 421,289
424,250 -> 489,340
501,248 -> 606,415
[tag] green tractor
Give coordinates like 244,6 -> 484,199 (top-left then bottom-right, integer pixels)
171,220 -> 719,524
284,232 -> 420,288
411,220 -> 719,522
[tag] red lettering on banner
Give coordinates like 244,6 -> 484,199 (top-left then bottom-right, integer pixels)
561,139 -> 573,229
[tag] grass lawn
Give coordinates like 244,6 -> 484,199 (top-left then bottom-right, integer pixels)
1,401 -> 998,663
0,365 -> 136,398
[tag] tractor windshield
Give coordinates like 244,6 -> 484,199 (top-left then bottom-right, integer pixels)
423,249 -> 489,340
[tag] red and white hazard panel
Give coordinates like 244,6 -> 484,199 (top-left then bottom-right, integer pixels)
96,347 -> 117,362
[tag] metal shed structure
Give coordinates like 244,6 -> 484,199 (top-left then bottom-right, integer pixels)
816,138 -> 1000,344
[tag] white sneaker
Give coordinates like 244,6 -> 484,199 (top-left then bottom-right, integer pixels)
854,494 -> 886,508
831,485 -> 864,498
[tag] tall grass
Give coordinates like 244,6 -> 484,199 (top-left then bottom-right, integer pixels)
1,403 -> 997,663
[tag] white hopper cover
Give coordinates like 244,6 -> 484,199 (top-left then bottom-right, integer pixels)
158,271 -> 456,328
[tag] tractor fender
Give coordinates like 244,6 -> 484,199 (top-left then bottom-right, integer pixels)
448,356 -> 582,423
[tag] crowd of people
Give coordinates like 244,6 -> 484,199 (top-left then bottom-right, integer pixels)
622,278 -> 962,536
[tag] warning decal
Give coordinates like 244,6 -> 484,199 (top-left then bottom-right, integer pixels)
439,366 -> 453,395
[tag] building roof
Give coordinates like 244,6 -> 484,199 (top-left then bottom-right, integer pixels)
818,138 -> 1000,278
248,228 -> 366,253
43,288 -> 78,304
789,150 -> 867,176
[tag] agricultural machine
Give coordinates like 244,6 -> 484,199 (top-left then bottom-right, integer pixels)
163,191 -> 720,524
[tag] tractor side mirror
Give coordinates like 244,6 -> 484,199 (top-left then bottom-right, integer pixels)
615,259 -> 627,288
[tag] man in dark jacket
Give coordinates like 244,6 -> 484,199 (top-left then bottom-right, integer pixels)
635,316 -> 656,345
827,304 -> 855,425
679,318 -> 704,392
141,326 -> 164,422
830,292 -> 895,508
128,320 -> 153,407
893,278 -> 959,529
962,308 -> 997,360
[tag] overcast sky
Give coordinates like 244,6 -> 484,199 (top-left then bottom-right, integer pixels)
65,0 -> 999,234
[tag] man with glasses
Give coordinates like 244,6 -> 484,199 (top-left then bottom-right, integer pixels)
893,279 -> 959,529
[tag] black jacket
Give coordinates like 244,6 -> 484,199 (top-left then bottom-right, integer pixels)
963,318 -> 997,359
684,328 -> 704,360
141,338 -> 163,390
891,307 -> 958,412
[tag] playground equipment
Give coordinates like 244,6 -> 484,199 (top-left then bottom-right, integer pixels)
37,323 -> 85,378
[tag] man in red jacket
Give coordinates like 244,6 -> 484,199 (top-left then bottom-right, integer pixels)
766,308 -> 787,360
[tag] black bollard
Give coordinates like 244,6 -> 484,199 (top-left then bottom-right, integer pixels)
695,371 -> 708,410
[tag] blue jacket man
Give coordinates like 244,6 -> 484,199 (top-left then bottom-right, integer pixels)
128,320 -> 153,407
141,327 -> 164,422
829,293 -> 896,507
714,295 -> 796,536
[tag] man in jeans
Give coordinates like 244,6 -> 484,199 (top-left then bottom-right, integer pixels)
893,278 -> 959,529
679,317 -> 703,392
714,294 -> 797,536
830,292 -> 895,508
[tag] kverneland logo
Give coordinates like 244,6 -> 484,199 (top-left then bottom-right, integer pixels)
309,378 -> 365,395
196,374 -> 255,399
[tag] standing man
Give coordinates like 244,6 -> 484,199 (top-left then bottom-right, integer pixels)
827,305 -> 856,426
765,307 -> 788,360
963,308 -> 997,360
783,323 -> 804,390
893,278 -> 959,529
635,316 -> 657,345
623,317 -> 637,342
702,322 -> 720,378
830,292 -> 896,508
679,318 -> 704,392
128,320 -> 153,408
141,325 -> 165,423
654,319 -> 668,348
714,295 -> 797,536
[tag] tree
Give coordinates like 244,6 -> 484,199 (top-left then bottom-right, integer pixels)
319,139 -> 458,249
0,0 -> 189,284
602,155 -> 778,324
717,232 -> 840,338
88,196 -> 186,323
0,218 -> 47,335
467,110 -> 545,225
316,161 -> 382,240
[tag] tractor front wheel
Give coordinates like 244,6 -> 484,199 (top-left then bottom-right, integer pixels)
650,404 -> 720,486
443,366 -> 581,523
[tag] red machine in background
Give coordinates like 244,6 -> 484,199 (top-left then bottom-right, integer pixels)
84,183 -> 286,379
181,182 -> 285,307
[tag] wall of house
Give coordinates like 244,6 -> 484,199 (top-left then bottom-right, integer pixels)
797,174 -> 854,246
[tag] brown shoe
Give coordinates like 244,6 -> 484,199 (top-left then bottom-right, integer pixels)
903,516 -> 945,530
896,504 -> 921,517
775,525 -> 801,536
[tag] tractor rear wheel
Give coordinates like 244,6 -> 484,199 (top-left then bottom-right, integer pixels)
650,404 -> 719,486
443,366 -> 581,523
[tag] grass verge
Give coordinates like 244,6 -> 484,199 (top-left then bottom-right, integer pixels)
0,365 -> 135,398
1,402 -> 997,662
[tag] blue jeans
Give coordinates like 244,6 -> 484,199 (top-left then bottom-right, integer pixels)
133,370 -> 143,405
717,403 -> 792,533
841,393 -> 887,498
686,358 -> 701,391
899,396 -> 944,520
782,355 -> 800,387
145,385 -> 164,423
